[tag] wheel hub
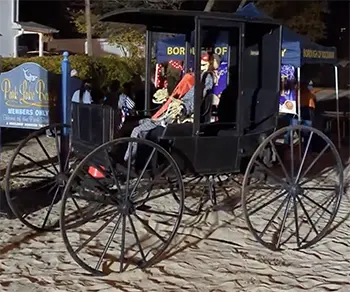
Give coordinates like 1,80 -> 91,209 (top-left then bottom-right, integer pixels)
289,184 -> 303,196
119,200 -> 135,215
56,172 -> 69,187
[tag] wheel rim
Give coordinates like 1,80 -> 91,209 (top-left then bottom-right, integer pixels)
4,124 -> 76,231
60,137 -> 184,275
242,125 -> 344,250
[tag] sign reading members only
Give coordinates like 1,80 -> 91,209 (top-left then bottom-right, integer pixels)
0,62 -> 61,129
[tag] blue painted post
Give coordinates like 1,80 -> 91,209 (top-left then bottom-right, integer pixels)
60,51 -> 71,173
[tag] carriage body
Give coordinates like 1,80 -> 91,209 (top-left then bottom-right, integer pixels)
72,9 -> 282,175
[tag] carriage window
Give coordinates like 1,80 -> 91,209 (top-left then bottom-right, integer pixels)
197,27 -> 239,125
151,27 -> 239,131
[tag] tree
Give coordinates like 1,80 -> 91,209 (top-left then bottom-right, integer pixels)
85,0 -> 93,56
255,0 -> 329,41
70,0 -> 187,57
201,0 -> 329,41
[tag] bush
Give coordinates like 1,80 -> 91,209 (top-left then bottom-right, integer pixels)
0,55 -> 145,87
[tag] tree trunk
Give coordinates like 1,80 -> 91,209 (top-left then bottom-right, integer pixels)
85,0 -> 93,56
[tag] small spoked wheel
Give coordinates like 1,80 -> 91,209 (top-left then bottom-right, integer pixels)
60,137 -> 184,275
4,124 -> 76,232
181,174 -> 242,214
242,125 -> 344,250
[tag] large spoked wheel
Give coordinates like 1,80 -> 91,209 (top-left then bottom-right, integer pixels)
60,137 -> 185,275
242,125 -> 344,251
4,124 -> 76,232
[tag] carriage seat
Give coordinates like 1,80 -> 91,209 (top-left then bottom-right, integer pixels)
71,103 -> 120,156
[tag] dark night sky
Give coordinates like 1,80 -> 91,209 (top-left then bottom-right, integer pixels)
19,0 -> 78,37
19,0 -> 349,56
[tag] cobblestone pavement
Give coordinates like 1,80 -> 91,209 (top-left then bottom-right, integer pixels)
1,134 -> 350,292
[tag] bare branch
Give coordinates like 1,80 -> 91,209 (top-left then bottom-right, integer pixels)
237,0 -> 248,10
204,0 -> 215,12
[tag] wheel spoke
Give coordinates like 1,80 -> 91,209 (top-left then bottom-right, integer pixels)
36,180 -> 56,192
104,150 -> 123,194
258,194 -> 290,239
18,152 -> 56,176
41,186 -> 61,229
248,190 -> 288,216
134,190 -> 174,206
246,185 -> 283,191
95,214 -> 122,270
301,194 -> 336,243
125,146 -> 133,199
81,172 -> 111,194
136,207 -> 179,218
296,195 -> 318,235
301,193 -> 333,215
53,127 -> 62,171
35,136 -> 59,174
269,140 -> 291,183
254,160 -> 287,186
299,167 -> 334,187
12,174 -> 51,179
127,214 -> 146,263
295,132 -> 314,184
71,196 -> 86,218
119,214 -> 127,273
130,147 -> 157,196
300,144 -> 330,179
64,150 -> 73,174
302,186 -> 337,192
290,129 -> 295,180
280,193 -> 335,246
134,213 -> 166,243
276,195 -> 292,249
74,211 -> 119,254
293,195 -> 300,248
133,165 -> 172,195
246,188 -> 276,207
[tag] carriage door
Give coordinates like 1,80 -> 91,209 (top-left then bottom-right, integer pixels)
192,18 -> 243,174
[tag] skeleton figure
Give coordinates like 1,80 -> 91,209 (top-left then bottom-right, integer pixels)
124,53 -> 220,161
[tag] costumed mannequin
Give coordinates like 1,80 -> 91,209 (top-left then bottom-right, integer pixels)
166,60 -> 183,94
124,52 -> 220,160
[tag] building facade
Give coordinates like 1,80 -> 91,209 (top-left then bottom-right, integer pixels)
0,0 -> 58,57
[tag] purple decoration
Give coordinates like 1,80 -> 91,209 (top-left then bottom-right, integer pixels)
280,64 -> 295,80
279,64 -> 297,114
213,62 -> 227,96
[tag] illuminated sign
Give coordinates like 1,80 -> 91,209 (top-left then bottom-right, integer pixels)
0,62 -> 59,129
166,46 -> 228,56
303,49 -> 335,59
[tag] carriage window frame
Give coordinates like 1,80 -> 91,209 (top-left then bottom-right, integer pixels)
193,17 -> 244,136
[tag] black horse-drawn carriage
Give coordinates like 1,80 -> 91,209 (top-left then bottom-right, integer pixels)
4,9 -> 344,276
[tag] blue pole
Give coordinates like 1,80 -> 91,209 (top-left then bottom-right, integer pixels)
60,51 -> 71,173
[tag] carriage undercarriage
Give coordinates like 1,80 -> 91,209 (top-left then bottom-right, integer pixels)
2,8 -> 345,276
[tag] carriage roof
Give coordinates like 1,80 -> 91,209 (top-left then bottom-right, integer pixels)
100,8 -> 279,32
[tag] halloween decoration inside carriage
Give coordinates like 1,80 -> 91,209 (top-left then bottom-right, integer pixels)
3,8 -> 344,276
